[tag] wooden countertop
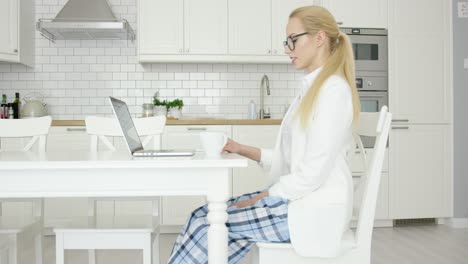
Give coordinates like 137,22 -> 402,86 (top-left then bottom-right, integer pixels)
51,119 -> 282,126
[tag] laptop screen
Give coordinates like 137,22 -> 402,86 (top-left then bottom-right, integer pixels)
109,97 -> 144,153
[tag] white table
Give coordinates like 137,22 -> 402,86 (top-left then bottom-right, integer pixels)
0,151 -> 248,264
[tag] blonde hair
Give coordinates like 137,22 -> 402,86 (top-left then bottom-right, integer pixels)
290,6 -> 360,128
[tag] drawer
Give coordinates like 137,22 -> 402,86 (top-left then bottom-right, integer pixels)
349,148 -> 389,173
47,126 -> 90,151
163,125 -> 231,151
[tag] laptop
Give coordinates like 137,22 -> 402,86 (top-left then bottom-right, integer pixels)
109,96 -> 195,157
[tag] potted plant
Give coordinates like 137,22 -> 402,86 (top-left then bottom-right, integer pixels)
166,99 -> 184,119
153,92 -> 167,116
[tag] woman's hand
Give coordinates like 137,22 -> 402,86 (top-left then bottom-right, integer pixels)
230,192 -> 269,208
223,138 -> 243,154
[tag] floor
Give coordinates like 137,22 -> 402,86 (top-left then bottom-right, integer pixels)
41,225 -> 468,264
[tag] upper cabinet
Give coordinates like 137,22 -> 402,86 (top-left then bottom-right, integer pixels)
271,0 -> 316,55
138,0 -> 313,63
0,0 -> 34,66
388,0 -> 451,124
317,0 -> 388,28
139,0 -> 228,62
228,0 -> 271,55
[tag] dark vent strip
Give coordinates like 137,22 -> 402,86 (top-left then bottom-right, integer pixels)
394,218 -> 437,227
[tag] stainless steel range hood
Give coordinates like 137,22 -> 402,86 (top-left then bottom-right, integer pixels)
37,0 -> 135,42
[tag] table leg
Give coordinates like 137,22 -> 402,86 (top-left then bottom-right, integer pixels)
207,199 -> 228,264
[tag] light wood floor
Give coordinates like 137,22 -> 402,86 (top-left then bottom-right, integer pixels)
41,225 -> 468,264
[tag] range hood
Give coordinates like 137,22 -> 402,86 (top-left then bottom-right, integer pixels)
37,0 -> 135,42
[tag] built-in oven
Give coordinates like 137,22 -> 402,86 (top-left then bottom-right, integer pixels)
355,75 -> 388,113
344,28 -> 388,148
342,28 -> 388,72
355,73 -> 388,147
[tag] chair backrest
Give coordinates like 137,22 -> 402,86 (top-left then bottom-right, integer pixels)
84,115 -> 166,218
0,116 -> 52,152
85,115 -> 166,152
354,106 -> 392,248
0,117 -> 50,219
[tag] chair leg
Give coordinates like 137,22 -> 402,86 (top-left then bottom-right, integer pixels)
34,233 -> 43,264
55,233 -> 65,264
88,250 -> 96,264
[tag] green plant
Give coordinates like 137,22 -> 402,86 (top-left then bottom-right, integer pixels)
166,99 -> 184,110
153,94 -> 167,107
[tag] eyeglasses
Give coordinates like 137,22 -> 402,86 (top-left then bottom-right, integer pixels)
283,32 -> 308,51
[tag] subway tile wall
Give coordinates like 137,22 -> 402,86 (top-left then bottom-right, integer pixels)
0,0 -> 304,120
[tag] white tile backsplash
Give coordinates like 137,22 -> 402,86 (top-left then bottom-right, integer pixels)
0,0 -> 304,120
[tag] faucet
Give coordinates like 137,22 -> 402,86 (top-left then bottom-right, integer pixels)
259,74 -> 271,119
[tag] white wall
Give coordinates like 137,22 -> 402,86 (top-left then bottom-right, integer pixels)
0,0 -> 303,120
453,0 -> 468,218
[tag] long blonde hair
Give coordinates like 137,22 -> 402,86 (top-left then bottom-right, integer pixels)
290,6 -> 360,128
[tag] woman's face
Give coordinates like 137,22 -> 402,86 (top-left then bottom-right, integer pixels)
285,17 -> 323,73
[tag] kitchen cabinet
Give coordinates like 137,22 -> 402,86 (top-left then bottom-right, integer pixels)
138,0 -> 313,63
227,0 -> 315,57
271,0 -> 315,55
353,173 -> 389,220
389,125 -> 451,219
388,0 -> 451,124
138,0 -> 228,61
228,0 -> 272,55
231,125 -> 280,196
160,125 -> 232,226
316,0 -> 388,29
0,0 -> 34,66
387,0 -> 452,220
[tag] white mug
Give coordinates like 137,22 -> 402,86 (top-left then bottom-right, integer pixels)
200,131 -> 228,158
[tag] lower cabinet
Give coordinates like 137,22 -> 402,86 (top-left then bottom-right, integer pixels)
160,125 -> 231,226
389,124 -> 451,219
231,125 -> 280,196
353,173 -> 389,220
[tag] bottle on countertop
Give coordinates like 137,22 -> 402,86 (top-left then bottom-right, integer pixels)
8,103 -> 14,119
13,92 -> 20,119
1,94 -> 7,119
248,100 -> 257,120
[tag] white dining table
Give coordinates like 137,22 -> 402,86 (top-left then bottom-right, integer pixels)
0,150 -> 248,264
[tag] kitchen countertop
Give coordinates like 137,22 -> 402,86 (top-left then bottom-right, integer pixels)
51,119 -> 282,126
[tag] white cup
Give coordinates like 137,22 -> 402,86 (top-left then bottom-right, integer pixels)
200,131 -> 228,158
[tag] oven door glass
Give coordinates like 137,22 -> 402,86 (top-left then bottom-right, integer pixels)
359,92 -> 388,113
360,99 -> 380,112
349,35 -> 387,72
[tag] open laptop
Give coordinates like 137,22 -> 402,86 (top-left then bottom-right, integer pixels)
109,96 -> 195,157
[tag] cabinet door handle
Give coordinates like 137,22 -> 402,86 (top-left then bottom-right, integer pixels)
187,127 -> 207,131
13,49 -> 18,53
392,119 -> 409,122
66,128 -> 86,132
392,126 -> 409,130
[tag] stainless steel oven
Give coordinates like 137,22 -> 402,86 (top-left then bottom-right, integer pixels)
342,28 -> 388,72
355,73 -> 388,148
344,28 -> 388,148
355,74 -> 388,113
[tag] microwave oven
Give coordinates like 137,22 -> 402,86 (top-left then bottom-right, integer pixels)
342,28 -> 388,72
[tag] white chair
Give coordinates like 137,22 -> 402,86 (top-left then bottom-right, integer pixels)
0,116 -> 52,264
252,106 -> 392,264
54,115 -> 165,264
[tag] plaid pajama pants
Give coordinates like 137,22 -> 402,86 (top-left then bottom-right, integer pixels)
167,191 -> 290,264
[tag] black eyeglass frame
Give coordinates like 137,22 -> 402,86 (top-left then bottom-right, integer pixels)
283,32 -> 309,51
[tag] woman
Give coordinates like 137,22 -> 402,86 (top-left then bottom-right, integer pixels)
167,5 -> 360,263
